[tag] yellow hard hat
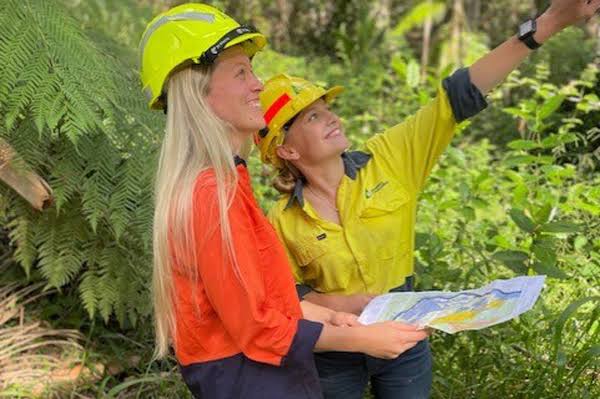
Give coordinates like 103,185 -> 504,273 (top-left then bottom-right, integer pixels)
257,74 -> 343,169
139,3 -> 267,110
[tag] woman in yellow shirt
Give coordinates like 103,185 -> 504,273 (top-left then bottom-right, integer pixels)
256,1 -> 599,398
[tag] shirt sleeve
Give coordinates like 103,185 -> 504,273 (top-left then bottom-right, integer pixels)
192,181 -> 320,366
365,67 -> 487,193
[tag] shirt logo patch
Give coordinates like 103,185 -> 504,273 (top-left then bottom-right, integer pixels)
316,233 -> 327,241
365,181 -> 388,199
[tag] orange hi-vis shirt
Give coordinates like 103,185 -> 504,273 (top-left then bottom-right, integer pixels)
171,160 -> 312,367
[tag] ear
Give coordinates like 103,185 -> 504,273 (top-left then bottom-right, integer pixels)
276,144 -> 300,161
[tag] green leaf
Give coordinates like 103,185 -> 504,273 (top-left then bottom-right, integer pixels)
537,94 -> 565,120
391,55 -> 407,79
586,345 -> 600,359
541,133 -> 578,149
533,203 -> 553,224
415,232 -> 430,250
406,59 -> 420,88
503,107 -> 531,120
509,208 -> 536,233
539,221 -> 583,234
512,183 -> 529,207
439,199 -> 460,210
493,250 -> 529,274
392,1 -> 447,36
532,244 -> 557,267
472,198 -> 490,209
533,236 -> 557,250
107,376 -> 167,398
532,261 -> 566,279
556,349 -> 567,368
504,155 -> 554,167
504,170 -> 524,183
574,236 -> 588,250
552,296 -> 600,366
507,139 -> 539,150
461,206 -> 475,221
493,250 -> 529,262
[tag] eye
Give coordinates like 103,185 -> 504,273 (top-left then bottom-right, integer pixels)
308,111 -> 318,122
236,67 -> 246,78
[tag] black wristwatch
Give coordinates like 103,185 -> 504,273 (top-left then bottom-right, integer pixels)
518,19 -> 541,50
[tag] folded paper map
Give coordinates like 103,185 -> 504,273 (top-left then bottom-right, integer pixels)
358,276 -> 546,333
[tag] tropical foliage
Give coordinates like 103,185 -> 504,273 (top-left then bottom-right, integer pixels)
0,0 -> 597,397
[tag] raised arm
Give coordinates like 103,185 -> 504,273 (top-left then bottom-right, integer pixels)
470,0 -> 600,95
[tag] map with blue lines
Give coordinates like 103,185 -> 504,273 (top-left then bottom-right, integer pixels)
358,276 -> 546,333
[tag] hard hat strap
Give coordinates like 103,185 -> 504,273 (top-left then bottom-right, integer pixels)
199,24 -> 260,65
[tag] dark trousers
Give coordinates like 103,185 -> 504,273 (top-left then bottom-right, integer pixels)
315,339 -> 432,399
315,275 -> 432,399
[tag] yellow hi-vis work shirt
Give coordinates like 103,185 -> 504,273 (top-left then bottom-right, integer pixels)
267,68 -> 487,296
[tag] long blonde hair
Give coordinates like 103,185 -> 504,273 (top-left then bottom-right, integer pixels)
152,64 -> 242,359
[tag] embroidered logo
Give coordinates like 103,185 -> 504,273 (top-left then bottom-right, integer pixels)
316,233 -> 327,241
365,181 -> 388,199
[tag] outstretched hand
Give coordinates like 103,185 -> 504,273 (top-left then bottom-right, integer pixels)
470,0 -> 599,95
544,0 -> 600,28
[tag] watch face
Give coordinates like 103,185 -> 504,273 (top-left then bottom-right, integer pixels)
519,20 -> 534,37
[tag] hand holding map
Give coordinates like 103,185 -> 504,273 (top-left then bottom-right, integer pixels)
358,276 -> 546,334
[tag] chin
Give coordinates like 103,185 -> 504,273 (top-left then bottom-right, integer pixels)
252,121 -> 267,131
335,136 -> 350,151
330,142 -> 348,158
238,119 -> 265,134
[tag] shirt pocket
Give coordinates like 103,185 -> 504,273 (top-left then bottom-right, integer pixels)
253,222 -> 290,300
359,180 -> 410,218
293,238 -> 351,292
359,181 -> 411,261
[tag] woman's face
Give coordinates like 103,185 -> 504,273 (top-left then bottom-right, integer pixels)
280,99 -> 349,165
205,46 -> 265,134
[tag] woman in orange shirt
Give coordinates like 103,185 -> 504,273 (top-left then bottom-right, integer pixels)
140,3 -> 428,398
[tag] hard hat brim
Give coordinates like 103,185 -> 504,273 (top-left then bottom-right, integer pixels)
224,32 -> 267,57
323,85 -> 344,103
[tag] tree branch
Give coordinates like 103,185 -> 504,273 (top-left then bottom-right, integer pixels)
0,139 -> 53,211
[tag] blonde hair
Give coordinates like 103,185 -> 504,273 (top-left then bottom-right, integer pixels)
152,64 -> 243,359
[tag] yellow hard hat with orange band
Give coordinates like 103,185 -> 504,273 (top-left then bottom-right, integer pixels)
257,74 -> 343,169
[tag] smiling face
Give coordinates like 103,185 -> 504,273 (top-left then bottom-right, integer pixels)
278,98 -> 349,165
205,45 -> 265,135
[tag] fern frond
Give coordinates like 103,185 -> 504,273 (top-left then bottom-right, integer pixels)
79,270 -> 99,318
48,152 -> 85,213
35,216 -> 84,288
0,0 -> 161,326
6,215 -> 37,276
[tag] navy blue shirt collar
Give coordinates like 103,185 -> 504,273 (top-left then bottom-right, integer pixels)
234,155 -> 247,167
285,150 -> 372,210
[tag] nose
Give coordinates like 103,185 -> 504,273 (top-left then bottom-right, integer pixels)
249,71 -> 264,92
326,109 -> 339,125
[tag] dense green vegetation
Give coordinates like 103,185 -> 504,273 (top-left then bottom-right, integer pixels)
0,0 -> 597,397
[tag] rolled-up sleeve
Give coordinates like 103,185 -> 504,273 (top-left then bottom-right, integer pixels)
295,284 -> 314,300
365,68 -> 487,193
193,182 -> 319,366
443,67 -> 488,122
281,319 -> 323,367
